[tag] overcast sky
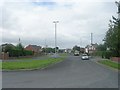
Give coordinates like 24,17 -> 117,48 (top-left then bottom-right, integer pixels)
0,0 -> 118,49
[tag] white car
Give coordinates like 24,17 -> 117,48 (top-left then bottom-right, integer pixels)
81,54 -> 89,60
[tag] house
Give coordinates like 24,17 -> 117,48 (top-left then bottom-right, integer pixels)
65,49 -> 72,53
85,43 -> 98,54
1,43 -> 15,52
25,45 -> 42,54
0,43 -> 15,59
80,48 -> 85,53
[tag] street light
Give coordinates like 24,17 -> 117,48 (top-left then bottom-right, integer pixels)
53,21 -> 59,57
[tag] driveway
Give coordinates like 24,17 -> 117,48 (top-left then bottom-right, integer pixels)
2,55 -> 119,88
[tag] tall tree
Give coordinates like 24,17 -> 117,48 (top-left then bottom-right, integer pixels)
16,43 -> 24,50
73,45 -> 80,51
104,16 -> 120,57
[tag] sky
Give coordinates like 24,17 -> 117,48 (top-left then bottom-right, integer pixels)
0,0 -> 118,49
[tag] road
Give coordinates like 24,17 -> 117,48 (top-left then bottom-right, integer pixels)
2,55 -> 119,88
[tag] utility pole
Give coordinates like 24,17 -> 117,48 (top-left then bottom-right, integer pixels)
19,37 -> 21,44
115,1 -> 120,20
91,33 -> 93,45
53,21 -> 59,57
45,39 -> 47,55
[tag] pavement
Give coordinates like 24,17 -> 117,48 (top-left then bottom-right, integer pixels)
2,55 -> 119,88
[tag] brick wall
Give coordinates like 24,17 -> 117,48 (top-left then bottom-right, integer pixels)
0,52 -> 9,60
111,57 -> 120,63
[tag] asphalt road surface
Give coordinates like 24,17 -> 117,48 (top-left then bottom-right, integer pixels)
2,55 -> 119,88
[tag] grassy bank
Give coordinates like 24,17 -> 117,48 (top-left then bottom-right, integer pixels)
2,57 -> 65,70
0,62 -> 1,70
98,60 -> 120,70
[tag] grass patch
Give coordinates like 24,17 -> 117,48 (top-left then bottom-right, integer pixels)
0,62 -> 1,70
98,60 -> 120,70
59,53 -> 68,57
2,57 -> 65,70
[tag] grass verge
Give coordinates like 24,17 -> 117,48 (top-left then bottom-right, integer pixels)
59,53 -> 68,57
98,60 -> 120,70
2,57 -> 65,70
0,62 -> 1,70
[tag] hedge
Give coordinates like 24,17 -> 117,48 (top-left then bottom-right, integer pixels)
9,49 -> 33,57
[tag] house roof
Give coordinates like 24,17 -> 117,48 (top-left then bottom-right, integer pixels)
27,45 -> 41,49
1,43 -> 15,48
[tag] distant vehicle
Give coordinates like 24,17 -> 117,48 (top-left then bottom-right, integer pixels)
81,54 -> 89,60
74,50 -> 79,56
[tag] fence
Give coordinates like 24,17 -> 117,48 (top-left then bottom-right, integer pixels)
0,52 -> 9,60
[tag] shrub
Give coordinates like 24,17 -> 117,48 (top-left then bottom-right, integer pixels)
23,50 -> 33,56
9,49 -> 33,57
103,51 -> 112,59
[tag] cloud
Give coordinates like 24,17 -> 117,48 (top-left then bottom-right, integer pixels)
1,0 -> 117,48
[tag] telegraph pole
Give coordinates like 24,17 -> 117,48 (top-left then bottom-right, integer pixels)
53,21 -> 59,57
91,33 -> 93,45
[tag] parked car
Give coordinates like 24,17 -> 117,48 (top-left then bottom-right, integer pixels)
81,54 -> 89,60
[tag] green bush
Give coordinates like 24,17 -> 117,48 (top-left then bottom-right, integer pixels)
9,49 -> 20,57
9,49 -> 33,57
100,51 -> 112,59
104,51 -> 112,59
23,50 -> 33,56
93,51 -> 103,56
93,51 -> 112,59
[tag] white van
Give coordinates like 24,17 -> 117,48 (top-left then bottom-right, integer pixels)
74,50 -> 79,56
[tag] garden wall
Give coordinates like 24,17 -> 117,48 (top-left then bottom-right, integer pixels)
111,57 -> 120,63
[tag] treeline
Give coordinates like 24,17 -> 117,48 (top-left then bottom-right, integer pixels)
42,47 -> 64,53
94,14 -> 120,59
2,43 -> 33,57
8,49 -> 33,57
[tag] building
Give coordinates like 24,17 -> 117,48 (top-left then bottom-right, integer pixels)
1,43 -> 15,52
0,43 -> 15,60
80,48 -> 85,53
65,49 -> 72,53
85,43 -> 98,54
25,45 -> 42,54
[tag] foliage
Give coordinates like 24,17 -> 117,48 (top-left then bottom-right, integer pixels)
3,44 -> 15,53
96,44 -> 106,51
2,43 -> 33,57
42,47 -> 55,53
42,47 -> 59,53
104,16 -> 120,57
73,45 -> 80,51
16,43 -> 24,51
8,49 -> 33,57
104,51 -> 112,59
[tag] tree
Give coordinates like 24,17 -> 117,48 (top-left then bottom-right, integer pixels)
104,16 -> 120,57
73,45 -> 80,51
16,43 -> 24,56
96,44 -> 106,51
3,44 -> 15,53
16,43 -> 24,50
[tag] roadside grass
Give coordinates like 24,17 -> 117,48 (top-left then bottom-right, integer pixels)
98,60 -> 120,70
9,55 -> 50,61
0,62 -> 1,70
59,53 -> 68,57
2,57 -> 65,70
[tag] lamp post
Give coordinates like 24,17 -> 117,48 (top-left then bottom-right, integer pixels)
53,21 -> 59,57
